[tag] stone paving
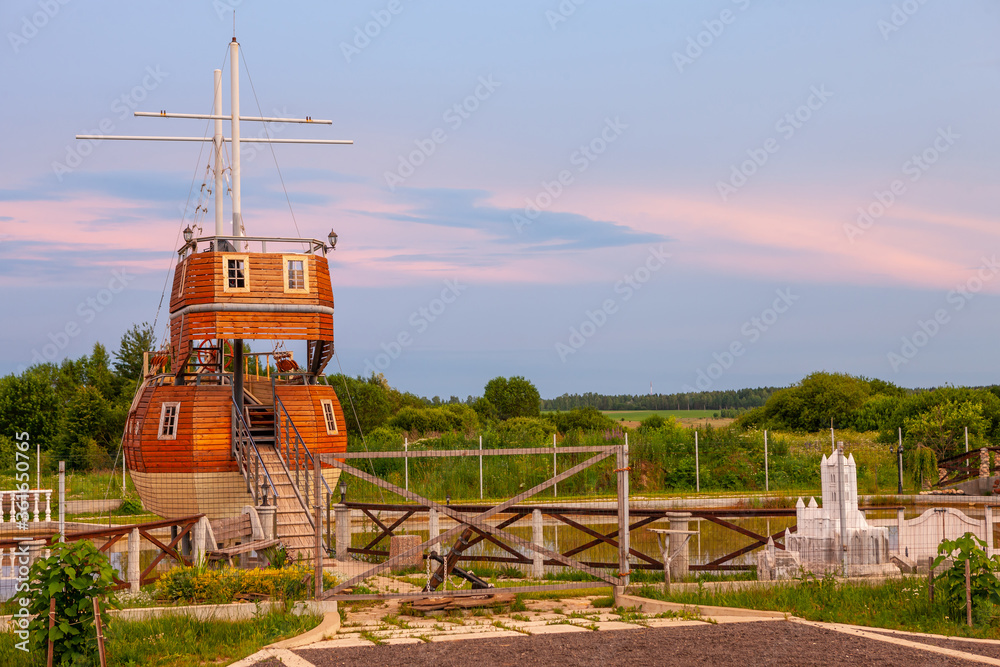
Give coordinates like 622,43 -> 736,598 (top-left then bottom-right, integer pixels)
316,594 -> 707,648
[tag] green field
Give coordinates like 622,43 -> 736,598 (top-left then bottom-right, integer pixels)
601,409 -> 719,422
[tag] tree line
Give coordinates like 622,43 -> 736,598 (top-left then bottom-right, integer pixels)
542,387 -> 778,412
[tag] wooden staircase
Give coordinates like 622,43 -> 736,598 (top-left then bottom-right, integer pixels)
244,405 -> 316,553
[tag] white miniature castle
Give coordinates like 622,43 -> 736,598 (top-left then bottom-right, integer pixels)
759,445 -> 897,579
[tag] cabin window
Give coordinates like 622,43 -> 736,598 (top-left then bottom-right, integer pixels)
282,255 -> 309,293
222,254 -> 250,293
227,259 -> 245,288
320,399 -> 338,435
158,402 -> 180,440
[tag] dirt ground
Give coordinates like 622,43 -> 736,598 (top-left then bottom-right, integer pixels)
288,621 -> 984,667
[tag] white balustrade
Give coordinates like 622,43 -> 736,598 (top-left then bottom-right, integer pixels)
0,490 -> 54,523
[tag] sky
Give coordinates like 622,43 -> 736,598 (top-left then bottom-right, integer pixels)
0,1 -> 998,399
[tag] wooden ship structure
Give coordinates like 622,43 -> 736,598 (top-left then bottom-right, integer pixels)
82,39 -> 353,551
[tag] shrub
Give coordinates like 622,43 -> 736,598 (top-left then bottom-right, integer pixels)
933,533 -> 1000,624
491,417 -> 556,446
27,540 -> 120,665
115,497 -> 144,515
154,564 -> 338,604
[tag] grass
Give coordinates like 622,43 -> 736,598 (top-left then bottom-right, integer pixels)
633,574 -> 1000,639
0,609 -> 320,666
600,410 -> 718,421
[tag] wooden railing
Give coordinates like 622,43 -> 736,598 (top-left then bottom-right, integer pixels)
231,398 -> 279,506
935,447 -> 1000,487
0,514 -> 205,589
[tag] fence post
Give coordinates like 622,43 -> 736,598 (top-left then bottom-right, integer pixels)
531,509 -> 544,578
764,430 -> 769,493
404,438 -> 409,493
987,506 -> 994,557
335,504 -> 351,562
694,431 -> 700,493
966,426 -> 970,454
58,462 -> 65,542
479,435 -> 483,500
93,596 -> 107,667
553,433 -> 557,498
429,508 -> 440,556
666,512 -> 692,581
126,528 -> 141,593
315,457 -> 322,599
617,440 -> 631,587
46,597 -> 55,667
896,508 -> 905,555
966,559 -> 973,626
928,556 -> 934,602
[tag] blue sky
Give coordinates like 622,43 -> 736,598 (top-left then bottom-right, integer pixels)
1,1 -> 999,398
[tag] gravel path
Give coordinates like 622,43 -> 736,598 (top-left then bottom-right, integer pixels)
864,628 -> 1000,661
289,621 -> 987,667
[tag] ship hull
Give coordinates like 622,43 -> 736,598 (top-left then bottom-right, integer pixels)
124,380 -> 348,520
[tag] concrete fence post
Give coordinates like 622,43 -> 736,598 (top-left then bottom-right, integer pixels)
256,505 -> 277,541
897,508 -> 905,555
192,517 -> 206,564
127,528 -> 140,593
531,509 -> 544,578
24,538 -> 46,571
334,504 -> 351,562
666,512 -> 692,581
428,508 -> 440,556
987,505 -> 994,557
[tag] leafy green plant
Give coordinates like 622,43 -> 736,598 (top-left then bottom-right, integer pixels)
260,544 -> 290,569
115,496 -> 144,515
932,532 -> 1000,624
27,540 -> 120,665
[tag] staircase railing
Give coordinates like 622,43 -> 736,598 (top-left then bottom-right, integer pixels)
273,395 -> 332,527
231,398 -> 279,506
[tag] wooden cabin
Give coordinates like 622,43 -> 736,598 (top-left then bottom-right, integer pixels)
123,236 -> 347,550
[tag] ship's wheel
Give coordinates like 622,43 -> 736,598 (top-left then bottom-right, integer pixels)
192,338 -> 232,374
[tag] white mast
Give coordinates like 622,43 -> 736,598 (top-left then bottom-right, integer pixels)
230,38 -> 242,237
213,69 -> 224,236
76,38 -> 352,244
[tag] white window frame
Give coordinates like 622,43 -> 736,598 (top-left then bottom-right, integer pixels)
320,399 -> 338,435
222,254 -> 250,293
282,255 -> 309,294
158,402 -> 181,440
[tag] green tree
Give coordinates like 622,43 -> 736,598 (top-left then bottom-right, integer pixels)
0,372 -> 59,450
114,321 -> 156,381
324,373 -> 392,436
483,376 -> 540,421
55,386 -> 112,469
904,399 -> 987,459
